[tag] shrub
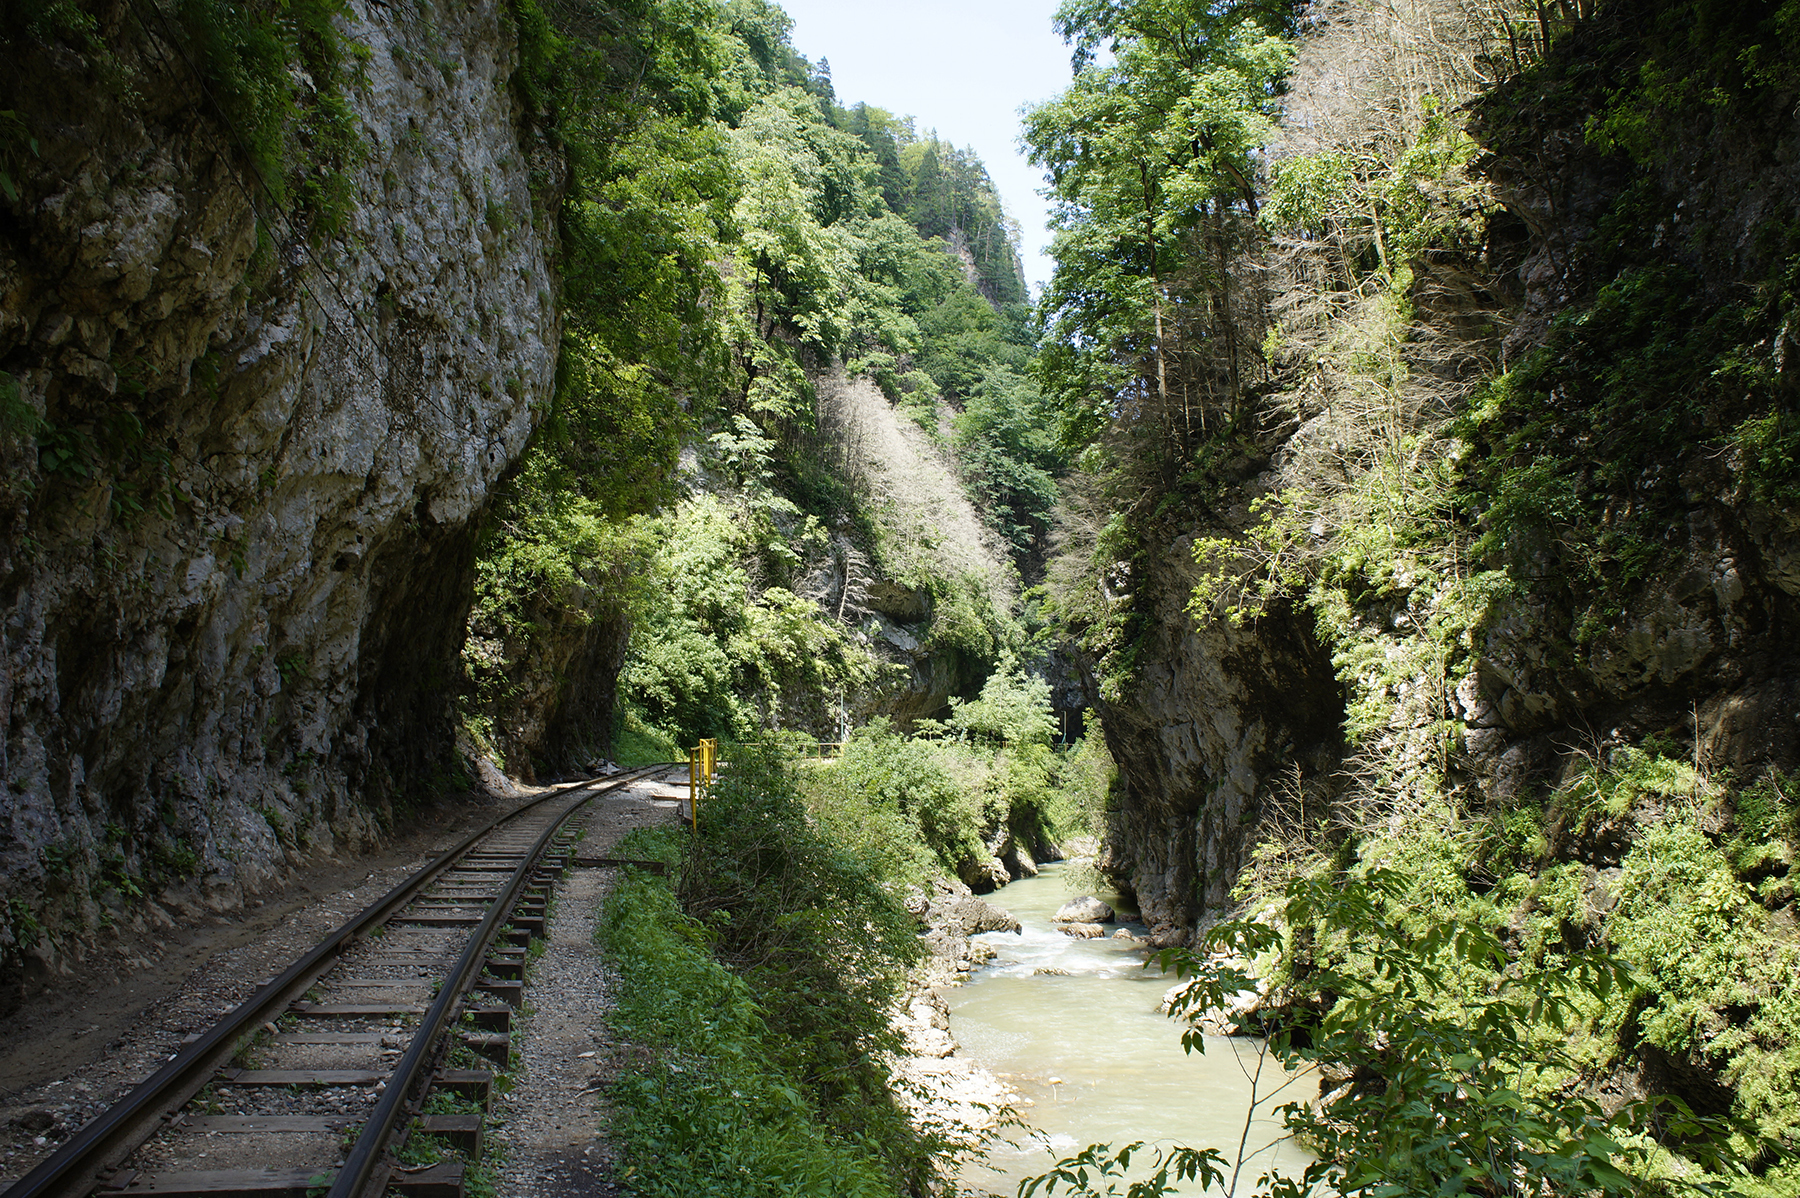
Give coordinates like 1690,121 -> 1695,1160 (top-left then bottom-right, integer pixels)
830,720 -> 986,873
600,748 -> 937,1196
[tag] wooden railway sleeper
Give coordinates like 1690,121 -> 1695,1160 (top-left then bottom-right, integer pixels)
0,766 -> 671,1198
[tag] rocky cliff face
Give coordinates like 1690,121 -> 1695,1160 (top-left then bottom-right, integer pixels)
0,1 -> 556,986
1083,1 -> 1800,943
1095,558 -> 1342,942
1462,6 -> 1800,787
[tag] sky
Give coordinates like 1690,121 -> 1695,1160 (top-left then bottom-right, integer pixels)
772,0 -> 1076,298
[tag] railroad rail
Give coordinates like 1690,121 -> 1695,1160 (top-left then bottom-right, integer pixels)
3,766 -> 675,1198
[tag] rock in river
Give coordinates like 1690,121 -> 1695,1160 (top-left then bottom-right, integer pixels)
1054,895 -> 1115,924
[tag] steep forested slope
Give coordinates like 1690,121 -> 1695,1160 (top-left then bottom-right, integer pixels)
455,0 -> 1055,779
1030,0 -> 1800,1187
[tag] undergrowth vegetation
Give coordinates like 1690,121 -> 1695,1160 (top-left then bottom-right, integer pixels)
596,749 -> 938,1197
802,659 -> 1096,885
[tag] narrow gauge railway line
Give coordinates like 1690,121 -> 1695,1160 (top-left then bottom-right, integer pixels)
3,767 -> 675,1198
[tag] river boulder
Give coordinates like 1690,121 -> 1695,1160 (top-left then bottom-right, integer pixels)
1059,922 -> 1106,939
959,854 -> 1011,894
909,876 -> 1021,987
1054,895 -> 1115,924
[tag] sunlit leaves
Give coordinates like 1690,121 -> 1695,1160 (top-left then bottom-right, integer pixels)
1028,868 -> 1753,1198
1025,0 -> 1292,456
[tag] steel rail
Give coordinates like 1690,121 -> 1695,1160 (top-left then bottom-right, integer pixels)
330,779 -> 608,1198
1,766 -> 672,1198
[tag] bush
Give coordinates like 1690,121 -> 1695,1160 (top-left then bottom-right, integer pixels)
1053,726 -> 1118,840
599,747 -> 938,1196
829,720 -> 986,873
599,831 -> 907,1197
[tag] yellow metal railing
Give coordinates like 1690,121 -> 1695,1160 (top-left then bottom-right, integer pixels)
686,737 -> 717,830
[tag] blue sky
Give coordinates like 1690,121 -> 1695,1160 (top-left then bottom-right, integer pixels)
773,0 -> 1076,296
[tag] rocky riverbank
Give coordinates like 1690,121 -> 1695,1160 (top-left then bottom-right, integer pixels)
889,877 -> 1021,1162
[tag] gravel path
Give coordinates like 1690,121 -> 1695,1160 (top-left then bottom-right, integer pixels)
491,779 -> 684,1198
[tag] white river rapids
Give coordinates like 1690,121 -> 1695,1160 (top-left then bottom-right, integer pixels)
947,863 -> 1313,1195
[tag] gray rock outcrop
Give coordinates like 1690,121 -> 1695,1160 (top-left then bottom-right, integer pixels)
0,1 -> 557,983
907,876 -> 1019,986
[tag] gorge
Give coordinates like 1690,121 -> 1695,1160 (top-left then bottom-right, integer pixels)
2,0 -> 1799,1195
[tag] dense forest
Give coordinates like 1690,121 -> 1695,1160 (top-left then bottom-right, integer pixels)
2,0 -> 1799,1194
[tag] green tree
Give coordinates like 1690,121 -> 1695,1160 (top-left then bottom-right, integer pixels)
953,367 -> 1064,562
1025,0 -> 1292,459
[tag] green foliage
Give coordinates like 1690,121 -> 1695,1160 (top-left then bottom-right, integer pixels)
827,719 -> 986,874
598,750 -> 935,1197
1,0 -> 365,230
26,400 -> 182,525
609,707 -> 682,768
171,0 -> 365,234
1055,725 -> 1119,840
1580,2 -> 1800,166
953,368 -> 1064,564
1462,4 -> 1800,620
1022,1140 -> 1228,1198
1551,745 -> 1706,833
474,0 -> 1048,779
1263,96 -> 1485,274
1603,807 -> 1800,1175
1032,869 -> 1751,1198
462,481 -> 659,767
897,135 -> 1026,304
1186,490 -> 1312,629
616,494 -> 876,749
946,654 -> 1056,747
1027,0 -> 1294,452
1735,409 -> 1800,506
811,664 -> 1083,882
1223,743 -> 1800,1196
1027,0 -> 1299,709
1461,245 -> 1797,623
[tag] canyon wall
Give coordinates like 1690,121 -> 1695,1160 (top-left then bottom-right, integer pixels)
1086,0 -> 1800,944
0,0 -> 556,985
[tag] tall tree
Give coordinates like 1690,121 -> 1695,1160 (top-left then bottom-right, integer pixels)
1025,0 -> 1292,471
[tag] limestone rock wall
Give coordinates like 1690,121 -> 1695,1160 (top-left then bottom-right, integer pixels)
1091,530 -> 1344,943
0,0 -> 557,985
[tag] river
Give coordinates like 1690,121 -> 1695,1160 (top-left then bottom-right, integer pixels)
946,863 -> 1313,1196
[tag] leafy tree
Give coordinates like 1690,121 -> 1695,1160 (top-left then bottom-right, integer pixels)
848,102 -> 911,212
1026,0 -> 1292,459
831,719 -> 987,873
953,368 -> 1064,562
1027,868 -> 1752,1198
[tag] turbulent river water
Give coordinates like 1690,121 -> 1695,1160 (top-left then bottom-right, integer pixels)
947,863 -> 1313,1195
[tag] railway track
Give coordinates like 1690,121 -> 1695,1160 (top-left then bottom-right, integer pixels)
2,767 -> 676,1198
